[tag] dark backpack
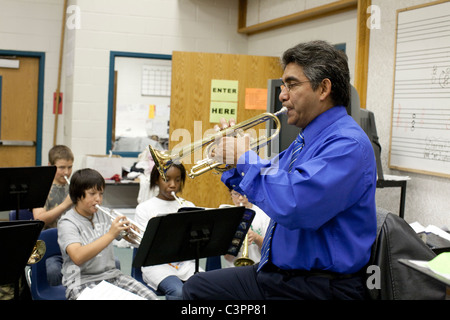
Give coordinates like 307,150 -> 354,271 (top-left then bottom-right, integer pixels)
366,207 -> 446,300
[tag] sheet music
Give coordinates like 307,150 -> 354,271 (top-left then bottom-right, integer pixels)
77,280 -> 146,300
389,2 -> 450,176
382,174 -> 411,181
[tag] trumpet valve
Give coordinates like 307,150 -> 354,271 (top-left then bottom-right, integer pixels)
119,230 -> 129,237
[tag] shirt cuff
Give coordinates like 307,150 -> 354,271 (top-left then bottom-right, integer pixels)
220,168 -> 243,193
220,150 -> 264,194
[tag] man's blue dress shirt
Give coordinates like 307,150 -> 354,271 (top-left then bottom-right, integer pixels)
221,106 -> 377,274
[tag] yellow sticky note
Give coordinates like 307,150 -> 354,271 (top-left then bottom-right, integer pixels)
211,79 -> 238,102
148,104 -> 155,119
209,101 -> 237,123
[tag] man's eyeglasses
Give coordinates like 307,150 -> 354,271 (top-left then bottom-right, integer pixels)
280,79 -> 310,92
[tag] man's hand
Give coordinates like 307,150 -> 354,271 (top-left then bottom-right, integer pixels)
212,118 -> 250,165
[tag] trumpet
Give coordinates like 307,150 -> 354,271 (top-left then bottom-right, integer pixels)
95,205 -> 144,244
234,202 -> 255,267
234,234 -> 254,267
64,175 -> 70,185
149,107 -> 287,180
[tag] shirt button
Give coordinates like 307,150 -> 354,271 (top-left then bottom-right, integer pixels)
241,172 -> 245,177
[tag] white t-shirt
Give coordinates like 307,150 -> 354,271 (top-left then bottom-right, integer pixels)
135,196 -> 200,290
223,204 -> 270,268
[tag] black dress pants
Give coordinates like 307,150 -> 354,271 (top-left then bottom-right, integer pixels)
182,264 -> 366,300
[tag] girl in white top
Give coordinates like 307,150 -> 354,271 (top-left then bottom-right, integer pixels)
135,163 -> 198,300
223,189 -> 271,268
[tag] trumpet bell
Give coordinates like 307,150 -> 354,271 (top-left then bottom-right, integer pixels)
148,145 -> 173,181
28,240 -> 46,264
233,234 -> 254,267
233,256 -> 255,267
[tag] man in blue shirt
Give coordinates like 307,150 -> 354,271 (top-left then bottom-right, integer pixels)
182,40 -> 377,300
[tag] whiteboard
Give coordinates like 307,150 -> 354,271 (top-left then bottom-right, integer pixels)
389,0 -> 450,178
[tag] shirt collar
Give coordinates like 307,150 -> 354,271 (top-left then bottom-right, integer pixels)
301,106 -> 347,144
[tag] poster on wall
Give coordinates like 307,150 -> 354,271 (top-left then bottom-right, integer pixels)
245,88 -> 267,110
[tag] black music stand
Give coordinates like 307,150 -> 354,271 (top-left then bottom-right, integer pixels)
133,206 -> 255,273
0,220 -> 44,299
0,166 -> 56,219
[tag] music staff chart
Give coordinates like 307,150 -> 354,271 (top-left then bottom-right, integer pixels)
141,65 -> 171,97
389,1 -> 450,177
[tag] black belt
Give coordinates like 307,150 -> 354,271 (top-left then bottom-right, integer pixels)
262,263 -> 359,280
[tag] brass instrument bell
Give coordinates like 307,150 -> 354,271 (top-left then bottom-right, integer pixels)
234,234 -> 255,267
27,240 -> 46,264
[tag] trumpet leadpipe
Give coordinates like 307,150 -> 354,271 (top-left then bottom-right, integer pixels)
64,175 -> 70,185
171,191 -> 185,206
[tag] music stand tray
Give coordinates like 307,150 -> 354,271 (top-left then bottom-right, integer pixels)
133,206 -> 255,273
0,166 -> 56,219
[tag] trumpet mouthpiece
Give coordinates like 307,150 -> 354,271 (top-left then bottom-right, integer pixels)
276,107 -> 288,116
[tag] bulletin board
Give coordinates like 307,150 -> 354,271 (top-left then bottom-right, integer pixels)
388,0 -> 450,178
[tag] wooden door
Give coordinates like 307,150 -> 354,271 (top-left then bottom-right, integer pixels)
0,56 -> 39,167
170,51 -> 283,208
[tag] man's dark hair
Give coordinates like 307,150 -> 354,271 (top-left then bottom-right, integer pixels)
281,40 -> 350,107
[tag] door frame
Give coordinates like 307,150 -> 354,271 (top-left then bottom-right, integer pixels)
107,51 -> 172,158
0,49 -> 45,165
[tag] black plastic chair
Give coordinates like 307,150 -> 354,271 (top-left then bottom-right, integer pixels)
9,209 -> 34,221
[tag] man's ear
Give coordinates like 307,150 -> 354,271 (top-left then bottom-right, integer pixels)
319,78 -> 332,101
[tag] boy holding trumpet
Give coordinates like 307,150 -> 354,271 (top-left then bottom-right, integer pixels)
57,168 -> 157,300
